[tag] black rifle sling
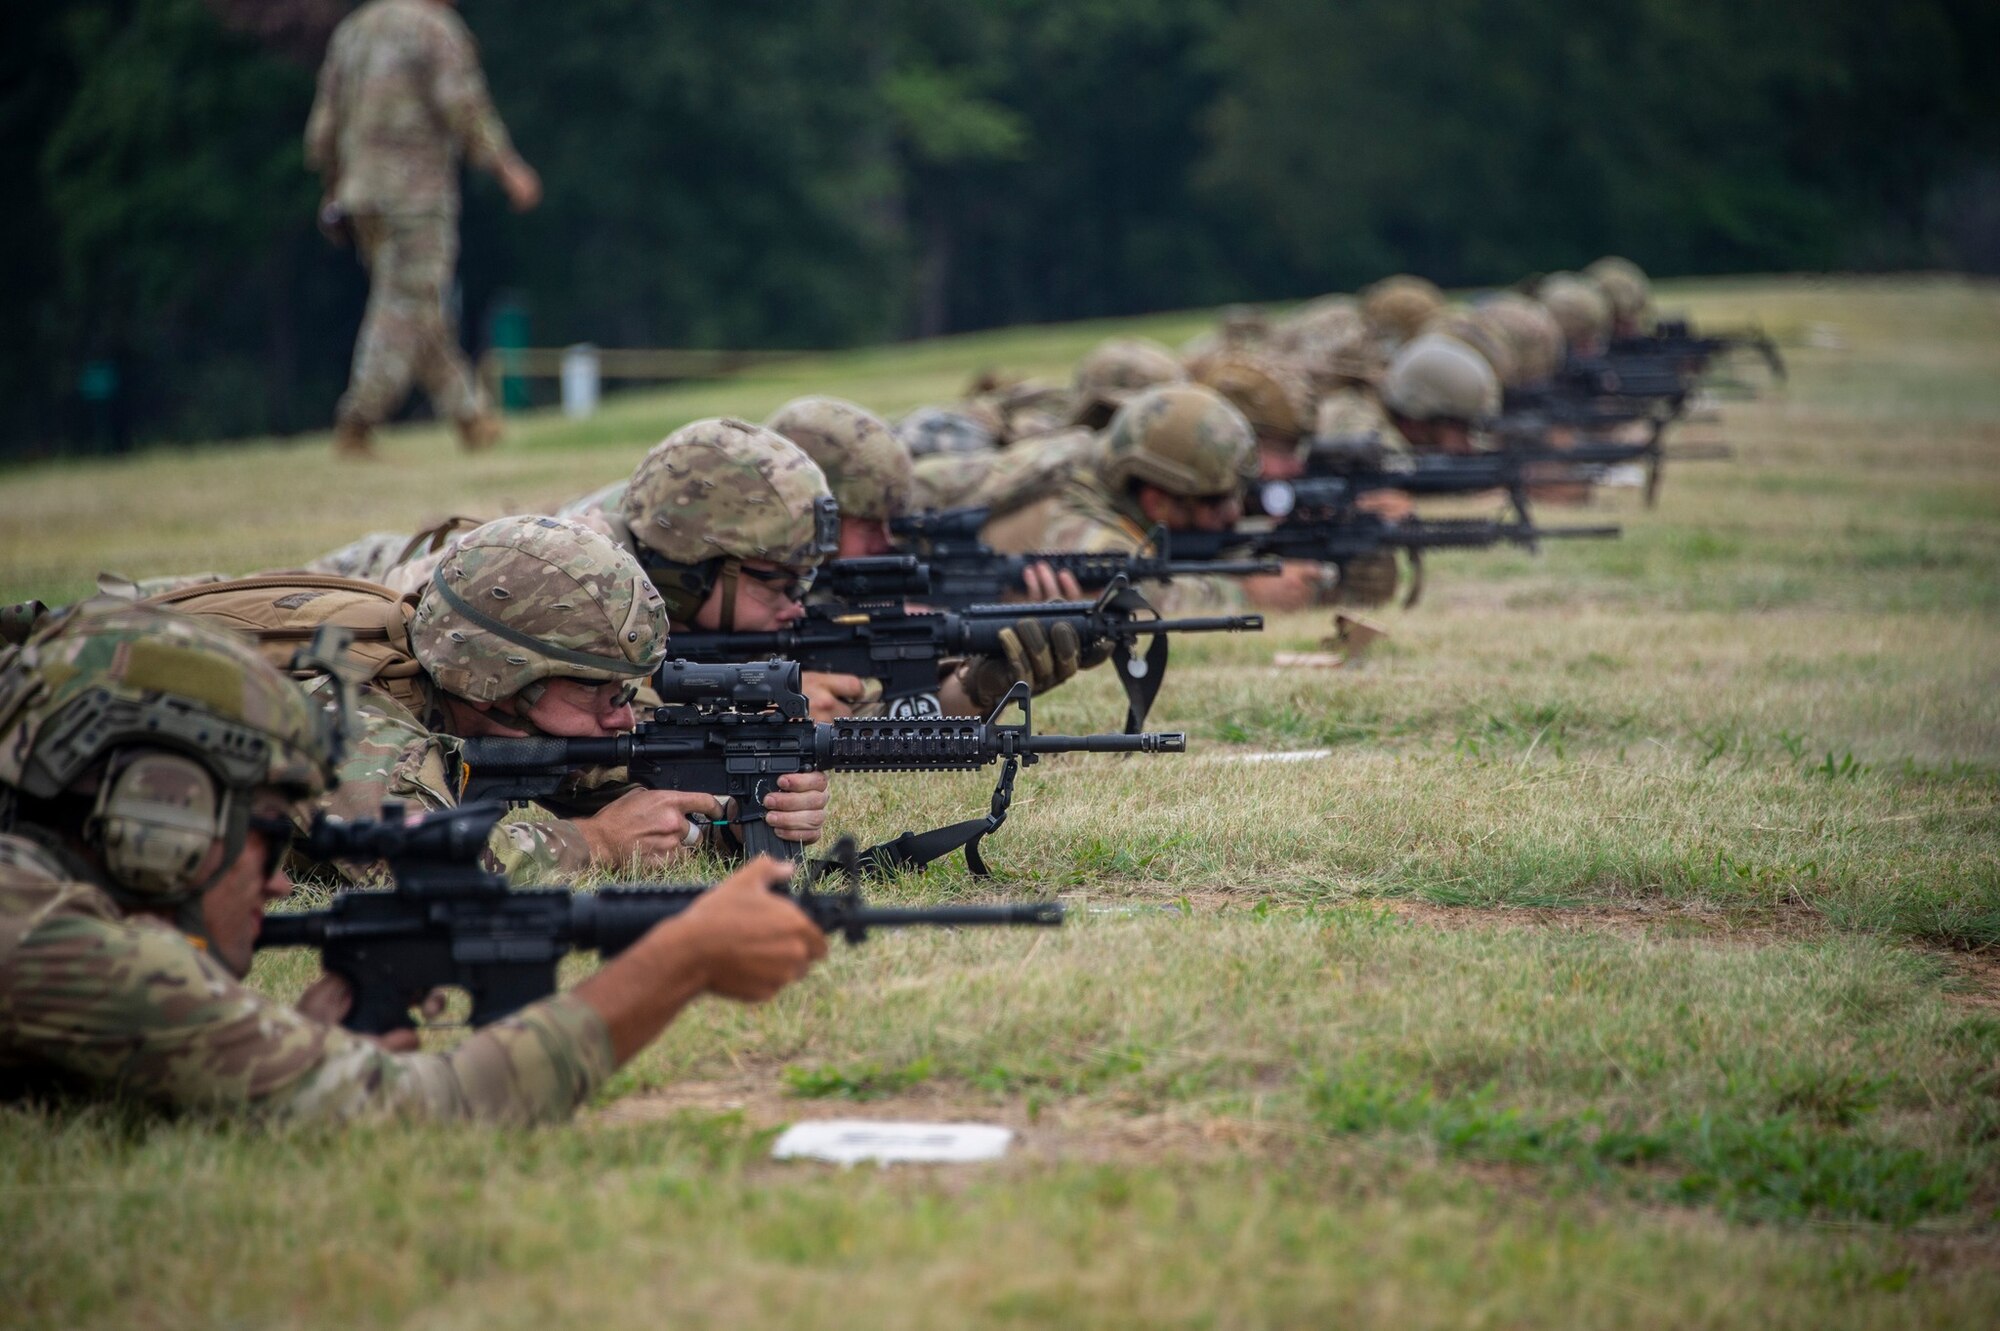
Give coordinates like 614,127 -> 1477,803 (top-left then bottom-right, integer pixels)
811,754 -> 1023,880
1104,580 -> 1167,734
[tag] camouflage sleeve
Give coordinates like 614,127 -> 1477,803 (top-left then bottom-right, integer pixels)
0,903 -> 611,1124
426,8 -> 515,173
314,691 -> 592,884
1135,571 -> 1249,617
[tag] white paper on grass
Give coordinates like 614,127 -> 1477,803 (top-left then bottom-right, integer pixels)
771,1120 -> 1013,1166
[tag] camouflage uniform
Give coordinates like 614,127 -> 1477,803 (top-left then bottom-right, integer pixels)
315,683 -> 593,884
305,0 -> 517,433
914,426 -> 1102,524
1018,387 -> 1255,617
0,840 -> 611,1121
0,604 -> 612,1121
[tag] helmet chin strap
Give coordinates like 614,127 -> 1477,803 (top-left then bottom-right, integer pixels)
717,558 -> 741,633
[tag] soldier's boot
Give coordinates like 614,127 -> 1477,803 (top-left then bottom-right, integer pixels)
457,413 -> 504,452
333,422 -> 378,460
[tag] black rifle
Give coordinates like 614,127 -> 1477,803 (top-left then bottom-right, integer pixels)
458,667 -> 1186,874
1165,508 -> 1621,609
260,803 -> 1061,1035
1610,318 -> 1786,383
668,578 -> 1261,733
1283,432 -> 1731,519
823,506 -> 1278,609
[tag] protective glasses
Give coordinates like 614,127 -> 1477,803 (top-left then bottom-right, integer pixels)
246,814 -> 299,880
549,677 -> 642,710
736,563 -> 818,601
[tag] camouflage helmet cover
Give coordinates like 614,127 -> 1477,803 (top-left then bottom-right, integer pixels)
410,515 -> 669,703
1423,307 -> 1519,387
1099,384 -> 1257,497
1193,351 -> 1316,443
0,602 -> 333,803
1583,255 -> 1652,322
764,395 -> 914,522
1361,275 -> 1447,344
621,418 -> 836,569
1537,272 -> 1613,347
1073,337 -> 1189,406
1475,292 -> 1567,384
897,405 -> 1000,459
1379,333 -> 1502,423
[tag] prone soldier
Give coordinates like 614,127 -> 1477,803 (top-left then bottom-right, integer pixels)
0,604 -> 827,1122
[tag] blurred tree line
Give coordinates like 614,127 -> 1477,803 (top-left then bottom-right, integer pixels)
3,0 -> 1994,454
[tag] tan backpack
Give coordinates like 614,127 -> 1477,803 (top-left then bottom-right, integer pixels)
141,574 -> 427,715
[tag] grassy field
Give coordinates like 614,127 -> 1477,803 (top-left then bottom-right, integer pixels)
4,274 -> 2000,1327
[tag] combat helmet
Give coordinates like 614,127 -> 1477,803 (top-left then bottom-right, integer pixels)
410,515 -> 669,705
1422,307 -> 1518,388
1583,256 -> 1652,330
0,603 -> 335,907
897,405 -> 1000,459
1536,272 -> 1612,350
1475,292 -> 1567,385
1100,384 -> 1257,497
1361,275 -> 1447,346
764,396 -> 914,523
1380,333 -> 1502,423
620,418 -> 838,624
1073,338 -> 1188,426
1192,351 -> 1316,445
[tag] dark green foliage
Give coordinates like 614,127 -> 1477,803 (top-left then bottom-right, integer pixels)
2,0 -> 1994,451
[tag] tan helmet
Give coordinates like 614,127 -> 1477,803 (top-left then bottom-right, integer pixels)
1422,307 -> 1518,387
1361,275 -> 1447,345
1537,273 -> 1612,349
1379,333 -> 1502,423
1099,384 -> 1257,497
0,602 -> 335,905
1475,292 -> 1567,384
1583,256 -> 1652,326
1272,294 -> 1366,358
1074,337 -> 1188,407
764,396 -> 913,523
1192,351 -> 1316,443
409,515 -> 669,704
896,405 -> 1001,459
620,418 -> 838,622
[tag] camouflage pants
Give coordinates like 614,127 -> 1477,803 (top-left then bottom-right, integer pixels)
336,211 -> 487,429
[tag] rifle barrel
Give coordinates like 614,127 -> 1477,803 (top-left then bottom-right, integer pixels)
1022,730 -> 1188,755
853,902 -> 1065,928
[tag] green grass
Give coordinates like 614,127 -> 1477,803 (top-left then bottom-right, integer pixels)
3,273 -> 1999,1326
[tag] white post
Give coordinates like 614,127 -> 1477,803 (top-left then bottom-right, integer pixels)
560,343 -> 601,419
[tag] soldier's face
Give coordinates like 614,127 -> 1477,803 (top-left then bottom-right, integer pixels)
516,677 -> 640,737
838,518 -> 892,558
199,791 -> 298,979
692,560 -> 808,632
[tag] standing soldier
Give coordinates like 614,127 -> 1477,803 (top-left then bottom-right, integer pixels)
306,0 -> 541,459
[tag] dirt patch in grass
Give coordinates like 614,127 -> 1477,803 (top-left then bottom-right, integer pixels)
1376,897 -> 1826,948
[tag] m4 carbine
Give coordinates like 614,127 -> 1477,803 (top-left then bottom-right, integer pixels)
1166,506 -> 1621,608
260,803 -> 1061,1035
1609,318 -> 1786,383
667,577 -> 1262,733
457,664 -> 1186,873
821,505 -> 1278,610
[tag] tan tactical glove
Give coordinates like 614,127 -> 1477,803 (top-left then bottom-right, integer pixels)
957,618 -> 1086,712
1335,552 -> 1400,607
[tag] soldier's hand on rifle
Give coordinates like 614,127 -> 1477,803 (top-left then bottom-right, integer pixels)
760,771 -> 830,846
952,618 -> 1085,712
1018,562 -> 1086,602
295,973 -> 423,1051
572,857 -> 826,1064
802,670 -> 878,722
575,787 -> 726,870
1356,488 -> 1415,521
679,857 -> 828,1003
1242,560 -> 1338,612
